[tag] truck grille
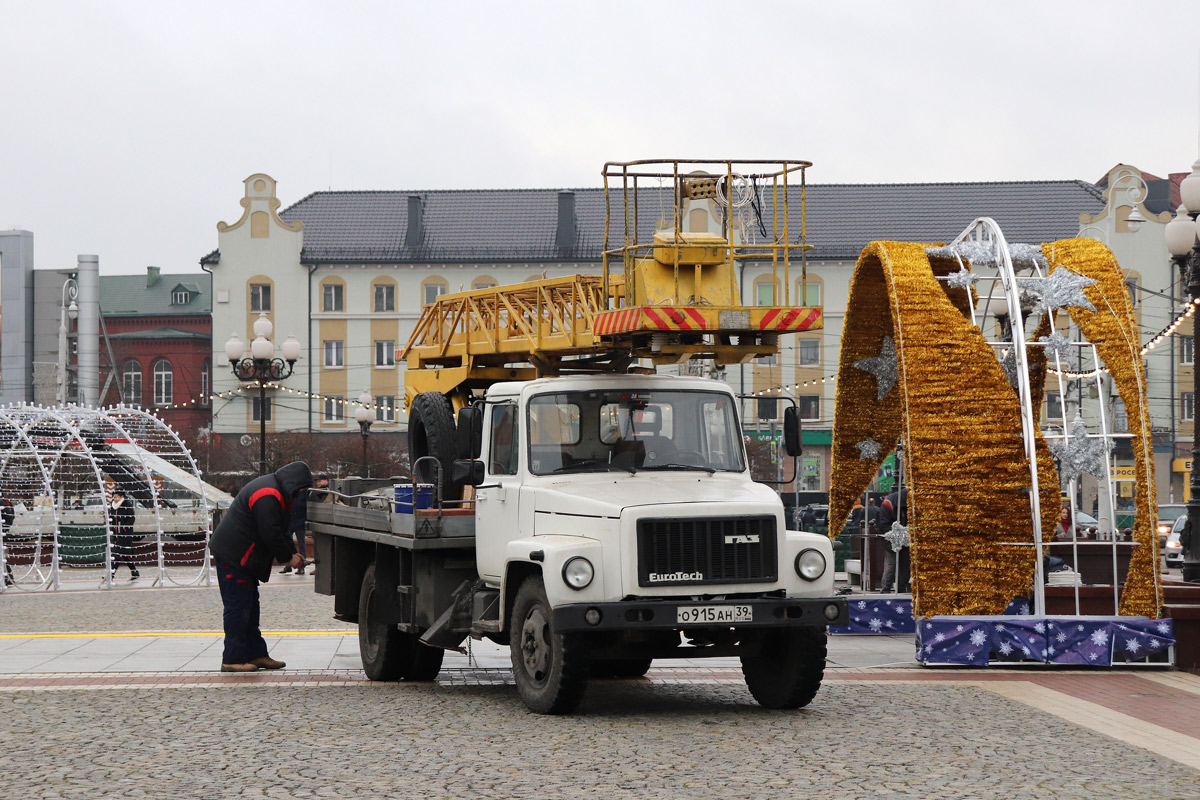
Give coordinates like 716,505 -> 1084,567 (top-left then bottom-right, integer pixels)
637,516 -> 777,587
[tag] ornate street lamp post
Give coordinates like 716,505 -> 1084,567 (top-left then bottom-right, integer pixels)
355,390 -> 373,478
1165,159 -> 1200,582
224,313 -> 301,474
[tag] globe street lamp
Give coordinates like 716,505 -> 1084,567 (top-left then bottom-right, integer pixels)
57,278 -> 78,404
225,313 -> 301,473
1165,158 -> 1200,582
355,390 -> 373,478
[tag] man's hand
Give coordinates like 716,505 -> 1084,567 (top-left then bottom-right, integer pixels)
288,553 -> 305,570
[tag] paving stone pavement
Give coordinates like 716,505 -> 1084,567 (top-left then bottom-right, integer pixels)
2,581 -> 1199,798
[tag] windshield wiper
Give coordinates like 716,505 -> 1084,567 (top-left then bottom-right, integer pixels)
549,460 -> 636,475
641,463 -> 716,475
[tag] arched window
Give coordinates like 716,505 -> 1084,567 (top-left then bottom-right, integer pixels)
473,275 -> 498,291
153,359 -> 173,406
421,277 -> 448,307
122,360 -> 142,405
200,359 -> 211,405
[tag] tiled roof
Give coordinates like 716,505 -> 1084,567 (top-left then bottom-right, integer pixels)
100,272 -> 212,316
201,181 -> 1105,265
104,327 -> 209,340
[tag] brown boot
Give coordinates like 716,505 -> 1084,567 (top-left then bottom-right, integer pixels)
220,663 -> 259,673
250,656 -> 286,670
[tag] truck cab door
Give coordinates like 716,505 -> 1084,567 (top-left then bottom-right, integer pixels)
474,402 -> 521,582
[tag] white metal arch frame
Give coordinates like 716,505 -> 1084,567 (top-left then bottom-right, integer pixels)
0,407 -> 65,591
0,403 -> 213,591
934,218 -> 1129,617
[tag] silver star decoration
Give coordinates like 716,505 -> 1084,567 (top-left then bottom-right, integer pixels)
855,437 -> 883,460
945,266 -> 977,291
998,348 -> 1020,390
853,336 -> 898,400
1037,332 -> 1072,362
1048,417 -> 1110,486
1017,268 -> 1097,317
884,521 -> 909,553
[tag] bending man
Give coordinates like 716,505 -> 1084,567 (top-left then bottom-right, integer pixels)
208,461 -> 312,672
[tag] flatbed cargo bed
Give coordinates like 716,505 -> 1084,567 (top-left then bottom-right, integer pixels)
307,503 -> 475,551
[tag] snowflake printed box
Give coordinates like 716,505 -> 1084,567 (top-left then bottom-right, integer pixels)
917,617 -> 1174,667
829,596 -> 915,634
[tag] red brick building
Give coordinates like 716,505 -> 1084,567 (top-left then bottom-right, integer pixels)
99,267 -> 211,438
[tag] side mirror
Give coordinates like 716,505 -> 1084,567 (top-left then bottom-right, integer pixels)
452,459 -> 485,487
456,406 -> 483,460
783,406 -> 802,457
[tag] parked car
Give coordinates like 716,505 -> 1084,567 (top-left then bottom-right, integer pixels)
1157,504 -> 1187,548
1165,515 -> 1186,571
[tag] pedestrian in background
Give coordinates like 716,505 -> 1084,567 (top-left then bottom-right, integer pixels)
209,461 -> 312,672
2,496 -> 14,586
108,488 -> 139,581
877,487 -> 909,593
800,505 -> 817,532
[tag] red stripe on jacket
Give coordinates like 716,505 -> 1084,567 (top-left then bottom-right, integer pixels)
248,487 -> 283,509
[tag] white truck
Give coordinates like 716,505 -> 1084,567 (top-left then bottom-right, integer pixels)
310,373 -> 846,713
310,159 -> 846,713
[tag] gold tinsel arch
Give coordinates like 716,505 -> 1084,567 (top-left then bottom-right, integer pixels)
828,238 -> 1160,618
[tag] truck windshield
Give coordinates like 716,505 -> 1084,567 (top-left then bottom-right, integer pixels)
526,389 -> 746,475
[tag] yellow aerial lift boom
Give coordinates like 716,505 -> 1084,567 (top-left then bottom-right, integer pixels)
402,159 -> 823,409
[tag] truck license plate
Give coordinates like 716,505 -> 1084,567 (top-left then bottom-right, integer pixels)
676,605 -> 753,624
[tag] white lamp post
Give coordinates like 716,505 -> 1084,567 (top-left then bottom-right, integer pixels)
356,390 -> 373,478
224,313 -> 300,473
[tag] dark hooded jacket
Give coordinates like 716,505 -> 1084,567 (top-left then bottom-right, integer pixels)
209,462 -> 312,582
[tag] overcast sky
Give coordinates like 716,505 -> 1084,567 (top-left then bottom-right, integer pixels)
3,0 -> 1198,275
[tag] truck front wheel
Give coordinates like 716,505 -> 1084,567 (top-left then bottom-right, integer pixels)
358,563 -> 445,682
509,575 -> 589,714
740,627 -> 827,709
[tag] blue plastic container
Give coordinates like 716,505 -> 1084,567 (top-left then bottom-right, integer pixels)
394,484 -> 434,514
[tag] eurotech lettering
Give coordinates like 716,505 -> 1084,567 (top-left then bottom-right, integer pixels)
648,571 -> 704,582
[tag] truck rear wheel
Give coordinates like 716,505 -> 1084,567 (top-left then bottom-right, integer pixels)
408,391 -> 461,503
740,627 -> 827,709
510,575 -> 589,714
358,563 -> 445,682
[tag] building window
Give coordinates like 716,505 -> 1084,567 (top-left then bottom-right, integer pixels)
755,281 -> 778,306
200,359 -> 210,404
153,360 -> 173,406
374,283 -> 396,312
473,277 -> 497,290
322,283 -> 343,312
374,340 -> 396,368
423,280 -> 447,307
757,352 -> 778,366
1125,278 -> 1139,309
1182,336 -> 1194,366
250,283 -> 271,312
797,338 -> 820,366
122,360 -> 141,405
756,397 -> 778,420
1183,392 -> 1195,423
323,340 -> 344,368
172,290 -> 190,305
375,395 -> 396,423
798,395 -> 820,421
798,281 -> 821,307
1113,398 -> 1129,434
252,396 -> 272,423
1045,391 -> 1063,421
324,396 -> 344,422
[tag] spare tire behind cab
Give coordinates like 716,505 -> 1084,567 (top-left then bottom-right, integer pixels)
408,391 -> 462,503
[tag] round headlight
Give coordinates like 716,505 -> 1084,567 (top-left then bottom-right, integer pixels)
794,549 -> 826,581
562,556 -> 594,589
